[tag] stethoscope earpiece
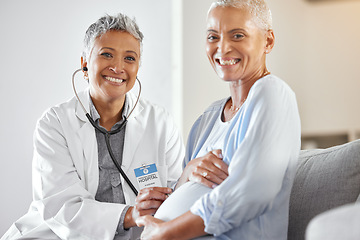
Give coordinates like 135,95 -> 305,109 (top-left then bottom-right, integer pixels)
82,67 -> 88,71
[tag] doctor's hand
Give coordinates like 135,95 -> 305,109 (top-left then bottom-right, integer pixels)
176,149 -> 228,189
124,187 -> 171,229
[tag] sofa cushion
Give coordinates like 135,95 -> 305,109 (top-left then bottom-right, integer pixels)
288,139 -> 360,240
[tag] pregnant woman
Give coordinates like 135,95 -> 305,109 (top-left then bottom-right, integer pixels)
137,0 -> 301,239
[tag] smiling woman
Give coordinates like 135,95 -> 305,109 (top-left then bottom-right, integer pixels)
83,31 -> 141,130
1,13 -> 184,240
136,1 -> 301,239
205,3 -> 274,85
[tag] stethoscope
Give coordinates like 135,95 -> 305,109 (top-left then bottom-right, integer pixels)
72,67 -> 140,196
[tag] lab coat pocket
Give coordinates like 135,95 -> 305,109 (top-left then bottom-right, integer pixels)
157,165 -> 168,187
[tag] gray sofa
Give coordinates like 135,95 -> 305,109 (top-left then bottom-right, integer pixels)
288,139 -> 360,240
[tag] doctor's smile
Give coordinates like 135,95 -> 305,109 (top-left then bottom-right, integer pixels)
104,76 -> 126,84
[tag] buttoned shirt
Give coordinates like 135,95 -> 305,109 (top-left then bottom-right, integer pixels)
90,96 -> 131,239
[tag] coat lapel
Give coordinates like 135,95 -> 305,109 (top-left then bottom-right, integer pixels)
75,89 -> 99,195
122,92 -> 146,174
73,90 -> 145,196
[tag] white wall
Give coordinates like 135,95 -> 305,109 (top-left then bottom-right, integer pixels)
2,0 -> 360,235
268,0 -> 360,137
181,0 -> 360,140
0,0 -> 173,234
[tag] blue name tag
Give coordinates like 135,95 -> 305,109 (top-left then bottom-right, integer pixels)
134,163 -> 161,189
134,163 -> 158,177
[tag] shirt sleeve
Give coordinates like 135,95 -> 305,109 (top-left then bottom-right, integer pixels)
115,206 -> 131,238
182,115 -> 206,168
190,80 -> 301,236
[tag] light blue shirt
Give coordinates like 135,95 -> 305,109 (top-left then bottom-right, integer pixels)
187,75 -> 301,239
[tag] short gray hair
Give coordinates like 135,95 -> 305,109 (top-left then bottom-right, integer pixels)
82,13 -> 144,61
209,0 -> 272,31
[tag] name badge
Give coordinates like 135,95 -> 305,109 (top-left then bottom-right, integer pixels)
134,163 -> 161,189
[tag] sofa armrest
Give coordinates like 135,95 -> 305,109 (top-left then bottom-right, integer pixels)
288,139 -> 360,240
305,203 -> 360,240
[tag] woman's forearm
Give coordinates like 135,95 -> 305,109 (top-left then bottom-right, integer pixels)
161,211 -> 207,240
137,211 -> 208,240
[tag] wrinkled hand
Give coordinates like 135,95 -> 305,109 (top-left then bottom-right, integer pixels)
178,149 -> 229,189
136,215 -> 165,240
124,187 -> 171,229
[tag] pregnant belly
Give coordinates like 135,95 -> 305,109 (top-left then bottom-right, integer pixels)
154,181 -> 212,221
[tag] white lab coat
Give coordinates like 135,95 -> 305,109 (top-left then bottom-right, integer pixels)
1,89 -> 184,240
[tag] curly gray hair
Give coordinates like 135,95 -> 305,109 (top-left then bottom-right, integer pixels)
209,0 -> 272,31
82,13 -> 144,62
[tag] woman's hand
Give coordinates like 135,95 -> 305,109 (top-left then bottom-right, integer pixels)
137,211 -> 207,240
177,149 -> 229,189
136,215 -> 167,240
124,187 -> 171,229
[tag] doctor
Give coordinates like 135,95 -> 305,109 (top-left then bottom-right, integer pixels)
1,13 -> 184,240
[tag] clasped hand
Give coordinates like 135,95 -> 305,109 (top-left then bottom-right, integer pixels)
124,186 -> 171,229
177,149 -> 229,189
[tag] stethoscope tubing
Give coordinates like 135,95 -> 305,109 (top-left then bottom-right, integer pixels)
85,114 -> 138,196
72,68 -> 140,196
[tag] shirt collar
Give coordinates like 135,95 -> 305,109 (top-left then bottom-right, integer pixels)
89,94 -> 129,128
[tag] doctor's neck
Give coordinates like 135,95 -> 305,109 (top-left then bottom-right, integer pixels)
91,96 -> 126,131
